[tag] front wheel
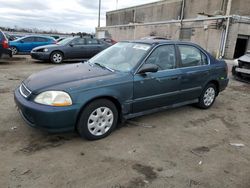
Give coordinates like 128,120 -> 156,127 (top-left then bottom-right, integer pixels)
197,83 -> 217,109
50,51 -> 63,64
77,99 -> 118,140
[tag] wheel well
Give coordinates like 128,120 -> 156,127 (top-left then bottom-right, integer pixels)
208,80 -> 219,95
75,96 -> 122,129
51,50 -> 64,58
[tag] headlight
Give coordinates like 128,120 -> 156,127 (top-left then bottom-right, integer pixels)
34,91 -> 72,106
43,48 -> 49,52
233,59 -> 239,66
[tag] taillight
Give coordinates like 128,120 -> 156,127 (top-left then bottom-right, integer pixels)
2,40 -> 9,49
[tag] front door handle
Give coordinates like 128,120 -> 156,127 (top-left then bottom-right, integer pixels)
155,76 -> 179,82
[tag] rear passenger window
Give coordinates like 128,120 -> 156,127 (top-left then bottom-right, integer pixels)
86,38 -> 99,44
178,45 -> 208,67
22,37 -> 35,42
35,37 -> 48,42
71,38 -> 86,45
145,45 -> 176,70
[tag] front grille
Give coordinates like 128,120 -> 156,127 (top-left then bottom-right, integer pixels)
19,83 -> 31,98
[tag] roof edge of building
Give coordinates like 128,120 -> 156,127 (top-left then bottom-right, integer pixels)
106,0 -> 182,14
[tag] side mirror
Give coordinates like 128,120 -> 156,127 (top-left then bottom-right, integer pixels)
138,63 -> 158,74
69,43 -> 74,47
20,40 -> 24,43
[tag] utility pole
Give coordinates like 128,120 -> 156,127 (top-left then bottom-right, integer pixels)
98,0 -> 101,27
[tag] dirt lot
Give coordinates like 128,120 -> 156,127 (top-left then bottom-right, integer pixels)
0,55 -> 249,188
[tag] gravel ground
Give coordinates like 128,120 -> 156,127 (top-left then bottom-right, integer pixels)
0,56 -> 249,188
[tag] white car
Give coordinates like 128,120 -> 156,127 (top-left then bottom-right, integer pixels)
232,51 -> 250,83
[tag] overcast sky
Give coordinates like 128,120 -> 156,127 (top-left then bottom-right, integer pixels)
0,0 -> 159,33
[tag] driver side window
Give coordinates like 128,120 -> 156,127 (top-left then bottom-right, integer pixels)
22,37 -> 35,42
145,45 -> 176,70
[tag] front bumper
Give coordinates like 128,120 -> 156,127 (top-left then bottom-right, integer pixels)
30,51 -> 50,60
232,65 -> 250,83
14,88 -> 79,132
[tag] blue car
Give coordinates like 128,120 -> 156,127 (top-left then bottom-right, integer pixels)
9,36 -> 56,55
14,40 -> 228,140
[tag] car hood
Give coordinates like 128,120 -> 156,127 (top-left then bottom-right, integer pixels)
238,54 -> 250,64
23,63 -> 114,94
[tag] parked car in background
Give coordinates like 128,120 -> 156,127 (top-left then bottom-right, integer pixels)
5,33 -> 17,41
56,37 -> 66,43
232,51 -> 250,83
9,36 -> 56,55
51,35 -> 60,40
99,38 -> 117,45
12,34 -> 24,39
0,30 -> 12,59
31,36 -> 111,63
141,36 -> 169,40
15,40 -> 228,140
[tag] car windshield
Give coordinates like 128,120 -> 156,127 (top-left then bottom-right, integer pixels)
58,37 -> 73,45
88,42 -> 151,72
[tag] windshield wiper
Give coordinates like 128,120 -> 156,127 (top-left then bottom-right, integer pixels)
94,62 -> 114,72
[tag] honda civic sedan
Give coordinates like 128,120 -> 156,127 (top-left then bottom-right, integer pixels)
14,40 -> 229,140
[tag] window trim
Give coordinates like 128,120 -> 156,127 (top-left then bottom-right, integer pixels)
135,43 -> 179,74
177,44 -> 210,68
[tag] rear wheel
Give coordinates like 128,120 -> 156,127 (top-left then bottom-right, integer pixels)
197,83 -> 217,109
11,47 -> 18,55
50,51 -> 63,64
77,99 -> 118,140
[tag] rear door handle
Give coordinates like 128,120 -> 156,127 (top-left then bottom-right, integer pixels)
170,77 -> 179,80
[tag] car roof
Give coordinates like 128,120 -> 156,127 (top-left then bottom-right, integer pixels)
124,39 -> 197,45
19,35 -> 55,40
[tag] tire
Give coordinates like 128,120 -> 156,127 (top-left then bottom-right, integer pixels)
11,47 -> 18,55
196,83 -> 217,109
77,99 -> 118,140
50,51 -> 63,64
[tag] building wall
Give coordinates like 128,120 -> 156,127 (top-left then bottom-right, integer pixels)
98,19 -> 224,57
101,0 -> 250,59
106,0 -> 183,26
230,0 -> 250,16
106,0 -> 230,26
183,0 -> 226,18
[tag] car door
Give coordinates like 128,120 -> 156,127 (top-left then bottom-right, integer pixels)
84,38 -> 102,58
133,44 -> 182,113
67,38 -> 87,59
177,44 -> 211,101
20,37 -> 35,52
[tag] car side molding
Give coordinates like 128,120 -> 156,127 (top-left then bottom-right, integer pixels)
123,99 -> 198,119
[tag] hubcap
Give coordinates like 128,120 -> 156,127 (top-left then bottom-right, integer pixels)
203,87 -> 215,106
87,107 -> 114,136
11,47 -> 17,55
53,53 -> 62,63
